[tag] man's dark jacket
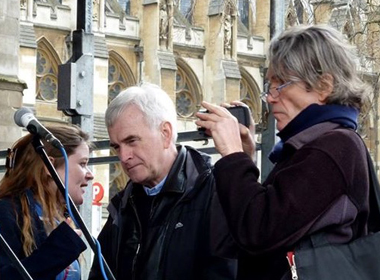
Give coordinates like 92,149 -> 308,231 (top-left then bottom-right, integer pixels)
89,145 -> 236,280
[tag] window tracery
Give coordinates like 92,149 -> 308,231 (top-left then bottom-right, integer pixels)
108,52 -> 135,103
175,60 -> 202,118
239,69 -> 261,124
107,51 -> 135,194
36,39 -> 60,102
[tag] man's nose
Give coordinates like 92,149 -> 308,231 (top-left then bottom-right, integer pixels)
119,146 -> 133,162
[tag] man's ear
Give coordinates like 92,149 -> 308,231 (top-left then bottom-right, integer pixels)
318,74 -> 334,103
161,121 -> 173,149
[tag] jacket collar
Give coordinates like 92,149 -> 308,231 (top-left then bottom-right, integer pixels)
119,145 -> 188,209
270,104 -> 358,163
160,145 -> 187,193
285,122 -> 341,151
109,145 -> 213,215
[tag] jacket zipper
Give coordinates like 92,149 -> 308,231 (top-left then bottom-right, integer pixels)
158,169 -> 212,273
130,197 -> 142,280
286,251 -> 298,280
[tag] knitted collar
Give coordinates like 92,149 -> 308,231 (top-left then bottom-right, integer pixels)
269,104 -> 358,163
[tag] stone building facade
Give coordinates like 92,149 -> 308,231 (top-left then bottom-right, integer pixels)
15,0 -> 270,211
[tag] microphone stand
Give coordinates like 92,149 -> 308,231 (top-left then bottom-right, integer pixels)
31,136 -> 116,280
0,233 -> 33,280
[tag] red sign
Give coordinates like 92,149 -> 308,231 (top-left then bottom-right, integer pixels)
92,182 -> 104,206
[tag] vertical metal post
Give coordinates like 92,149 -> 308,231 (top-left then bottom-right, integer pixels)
58,1 -> 114,279
260,0 -> 286,182
73,1 -> 94,279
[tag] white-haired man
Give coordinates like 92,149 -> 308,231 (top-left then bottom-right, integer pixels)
89,83 -> 236,280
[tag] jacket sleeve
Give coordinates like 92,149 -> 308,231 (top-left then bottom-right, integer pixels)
214,132 -> 368,255
0,221 -> 86,280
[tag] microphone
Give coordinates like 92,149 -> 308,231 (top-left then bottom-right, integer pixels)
14,107 -> 63,149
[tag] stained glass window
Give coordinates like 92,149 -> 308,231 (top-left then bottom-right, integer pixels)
36,44 -> 59,102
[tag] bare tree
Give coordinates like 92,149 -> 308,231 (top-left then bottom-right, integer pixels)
287,0 -> 380,165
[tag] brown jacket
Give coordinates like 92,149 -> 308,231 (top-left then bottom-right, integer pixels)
213,122 -> 369,279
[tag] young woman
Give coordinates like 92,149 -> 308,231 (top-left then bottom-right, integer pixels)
0,124 -> 94,279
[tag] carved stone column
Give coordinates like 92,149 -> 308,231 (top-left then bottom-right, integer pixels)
0,77 -> 27,149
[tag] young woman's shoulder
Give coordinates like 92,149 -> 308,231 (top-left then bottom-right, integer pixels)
0,196 -> 25,225
0,196 -> 20,214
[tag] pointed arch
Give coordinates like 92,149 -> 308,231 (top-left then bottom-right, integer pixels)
36,37 -> 61,102
239,67 -> 261,123
107,51 -> 136,195
175,58 -> 203,118
108,50 -> 136,103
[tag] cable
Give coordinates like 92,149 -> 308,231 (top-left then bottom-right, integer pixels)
95,238 -> 109,280
59,146 -> 108,280
60,147 -> 79,227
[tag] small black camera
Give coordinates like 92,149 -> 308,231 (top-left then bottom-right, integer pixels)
198,106 -> 251,138
225,106 -> 251,127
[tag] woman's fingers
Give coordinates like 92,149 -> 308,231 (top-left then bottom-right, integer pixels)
195,101 -> 244,156
201,101 -> 232,116
196,100 -> 256,158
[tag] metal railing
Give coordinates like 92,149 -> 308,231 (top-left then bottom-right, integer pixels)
0,130 -> 263,171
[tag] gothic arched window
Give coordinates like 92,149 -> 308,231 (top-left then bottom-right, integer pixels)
107,51 -> 136,196
36,39 -> 60,102
239,68 -> 261,124
175,59 -> 202,118
108,51 -> 135,103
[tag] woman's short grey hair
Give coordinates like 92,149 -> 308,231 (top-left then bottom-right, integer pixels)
105,83 -> 178,143
268,24 -> 371,110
